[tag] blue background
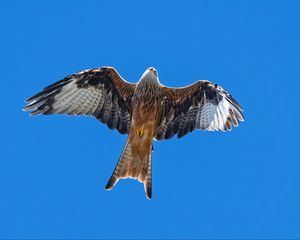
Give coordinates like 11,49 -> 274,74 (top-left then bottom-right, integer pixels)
1,0 -> 300,239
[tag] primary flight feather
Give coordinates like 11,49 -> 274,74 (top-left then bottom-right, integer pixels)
23,66 -> 244,199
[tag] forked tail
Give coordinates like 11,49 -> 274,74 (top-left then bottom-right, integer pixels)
105,138 -> 152,199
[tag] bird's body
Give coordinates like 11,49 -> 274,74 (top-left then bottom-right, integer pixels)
23,66 -> 244,199
106,69 -> 163,198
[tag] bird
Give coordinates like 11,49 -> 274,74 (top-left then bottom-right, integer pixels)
23,66 -> 244,199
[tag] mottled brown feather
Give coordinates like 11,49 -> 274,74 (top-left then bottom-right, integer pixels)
23,67 -> 136,135
154,80 -> 244,139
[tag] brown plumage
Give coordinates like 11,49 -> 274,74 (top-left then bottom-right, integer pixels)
23,66 -> 244,199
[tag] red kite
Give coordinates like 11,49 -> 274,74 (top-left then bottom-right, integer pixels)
23,66 -> 244,199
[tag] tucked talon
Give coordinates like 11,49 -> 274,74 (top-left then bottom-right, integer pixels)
135,128 -> 144,137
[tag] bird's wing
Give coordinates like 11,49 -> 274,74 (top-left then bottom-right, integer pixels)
23,67 -> 136,134
155,80 -> 244,140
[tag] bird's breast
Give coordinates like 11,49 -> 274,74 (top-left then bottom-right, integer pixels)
130,83 -> 161,131
133,82 -> 161,110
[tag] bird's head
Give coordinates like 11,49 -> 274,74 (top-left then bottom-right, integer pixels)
146,67 -> 158,76
139,67 -> 159,83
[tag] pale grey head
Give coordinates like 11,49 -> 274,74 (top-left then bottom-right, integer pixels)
139,67 -> 160,83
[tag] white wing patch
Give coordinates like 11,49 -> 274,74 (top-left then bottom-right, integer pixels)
196,96 -> 237,131
52,81 -> 105,115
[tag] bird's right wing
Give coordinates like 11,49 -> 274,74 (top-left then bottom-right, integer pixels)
23,67 -> 136,134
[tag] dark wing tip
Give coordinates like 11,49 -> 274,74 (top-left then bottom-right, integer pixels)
22,91 -> 55,116
238,110 -> 245,122
22,76 -> 74,115
25,97 -> 33,103
217,84 -> 244,123
229,96 -> 245,122
22,104 -> 31,111
25,93 -> 42,103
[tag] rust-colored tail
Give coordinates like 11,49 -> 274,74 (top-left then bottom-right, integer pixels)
105,138 -> 152,199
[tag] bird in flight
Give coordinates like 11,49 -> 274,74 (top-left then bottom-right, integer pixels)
23,66 -> 244,199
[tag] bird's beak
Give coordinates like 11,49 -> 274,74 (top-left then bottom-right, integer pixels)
148,67 -> 157,76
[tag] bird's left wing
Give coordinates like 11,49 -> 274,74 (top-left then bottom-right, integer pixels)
23,67 -> 136,134
155,80 -> 244,140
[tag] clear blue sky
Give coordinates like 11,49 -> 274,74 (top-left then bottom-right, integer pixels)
1,0 -> 300,239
